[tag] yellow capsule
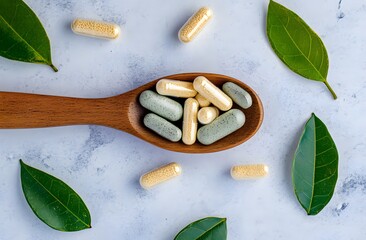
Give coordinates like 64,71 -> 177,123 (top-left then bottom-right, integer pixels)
195,93 -> 211,107
231,164 -> 269,180
140,162 -> 182,189
178,7 -> 213,43
193,76 -> 233,111
71,19 -> 120,39
182,98 -> 199,145
197,107 -> 219,125
156,79 -> 197,98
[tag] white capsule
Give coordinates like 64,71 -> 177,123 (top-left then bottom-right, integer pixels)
197,107 -> 219,125
156,79 -> 197,98
71,18 -> 120,39
140,162 -> 182,189
195,93 -> 211,107
178,7 -> 213,43
182,98 -> 199,145
193,76 -> 233,111
231,164 -> 269,180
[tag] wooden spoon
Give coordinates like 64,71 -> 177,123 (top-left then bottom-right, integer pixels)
0,73 -> 263,153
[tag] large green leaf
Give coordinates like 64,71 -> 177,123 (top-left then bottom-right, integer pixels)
20,160 -> 91,231
292,113 -> 338,215
267,0 -> 336,99
0,0 -> 57,71
174,217 -> 227,240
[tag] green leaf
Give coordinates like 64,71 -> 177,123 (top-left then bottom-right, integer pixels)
0,0 -> 58,71
266,0 -> 336,99
292,113 -> 338,215
20,160 -> 91,231
174,217 -> 227,240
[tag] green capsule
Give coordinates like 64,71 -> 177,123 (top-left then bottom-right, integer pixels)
144,113 -> 182,142
139,90 -> 183,121
222,82 -> 252,109
197,109 -> 245,145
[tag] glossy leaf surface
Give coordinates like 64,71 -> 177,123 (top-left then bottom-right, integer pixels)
292,113 -> 338,215
20,160 -> 91,231
0,0 -> 57,71
174,217 -> 227,240
267,0 -> 336,99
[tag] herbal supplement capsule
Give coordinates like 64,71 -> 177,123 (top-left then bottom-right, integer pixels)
139,90 -> 183,121
195,94 -> 210,107
178,7 -> 213,43
197,107 -> 219,125
197,109 -> 245,145
231,164 -> 269,180
71,19 -> 120,39
156,79 -> 197,98
144,113 -> 182,142
222,82 -> 253,109
182,98 -> 199,145
193,76 -> 233,111
140,162 -> 182,189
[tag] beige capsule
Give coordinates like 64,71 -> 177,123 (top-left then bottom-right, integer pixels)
197,107 -> 219,125
140,162 -> 182,189
231,164 -> 269,180
71,19 -> 120,39
193,76 -> 233,111
195,93 -> 210,107
182,98 -> 199,145
156,79 -> 197,98
178,7 -> 213,43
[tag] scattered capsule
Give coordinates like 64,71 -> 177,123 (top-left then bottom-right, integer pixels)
197,109 -> 245,145
222,82 -> 253,109
193,76 -> 233,111
71,18 -> 120,39
140,162 -> 182,189
195,93 -> 211,107
231,164 -> 269,180
178,7 -> 213,43
139,90 -> 183,121
182,98 -> 199,145
197,107 -> 219,125
156,79 -> 197,98
144,113 -> 182,142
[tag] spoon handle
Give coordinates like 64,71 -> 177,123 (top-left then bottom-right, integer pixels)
0,92 -> 126,129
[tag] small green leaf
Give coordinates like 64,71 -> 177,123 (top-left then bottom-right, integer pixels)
292,113 -> 338,215
0,0 -> 58,71
267,0 -> 336,99
174,217 -> 227,240
20,160 -> 91,231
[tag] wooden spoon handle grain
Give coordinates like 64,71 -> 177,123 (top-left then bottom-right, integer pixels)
0,92 -> 116,129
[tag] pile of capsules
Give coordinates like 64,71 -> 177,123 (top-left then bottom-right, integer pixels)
71,7 -> 213,43
68,7 -> 271,189
140,162 -> 269,189
139,76 -> 252,145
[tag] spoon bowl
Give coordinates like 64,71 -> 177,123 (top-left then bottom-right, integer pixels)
0,73 -> 263,153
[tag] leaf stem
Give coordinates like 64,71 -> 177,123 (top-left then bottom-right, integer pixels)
49,64 -> 58,72
324,81 -> 337,100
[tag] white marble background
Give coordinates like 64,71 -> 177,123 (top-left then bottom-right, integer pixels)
0,0 -> 365,239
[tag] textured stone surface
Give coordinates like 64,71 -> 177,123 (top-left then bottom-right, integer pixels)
0,0 -> 365,239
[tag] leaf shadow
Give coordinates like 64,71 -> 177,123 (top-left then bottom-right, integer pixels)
283,123 -> 304,195
261,1 -> 269,40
